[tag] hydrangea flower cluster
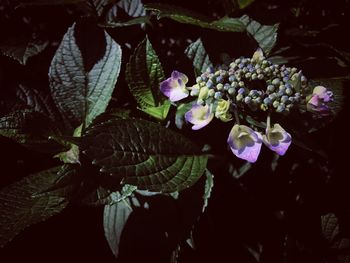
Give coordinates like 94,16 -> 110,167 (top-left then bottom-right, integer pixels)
160,49 -> 333,163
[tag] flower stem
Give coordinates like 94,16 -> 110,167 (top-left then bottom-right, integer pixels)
234,109 -> 240,125
266,113 -> 271,129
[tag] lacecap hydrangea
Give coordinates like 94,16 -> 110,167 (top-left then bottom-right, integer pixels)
160,49 -> 333,163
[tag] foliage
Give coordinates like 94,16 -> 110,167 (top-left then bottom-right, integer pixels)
0,0 -> 349,262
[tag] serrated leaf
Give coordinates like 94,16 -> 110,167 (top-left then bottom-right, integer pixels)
185,38 -> 213,76
0,39 -> 48,65
0,110 -> 63,153
49,23 -> 122,128
117,0 -> 146,17
0,166 -> 70,247
126,37 -> 170,120
103,197 -> 141,257
145,3 -> 245,32
90,0 -> 114,16
240,15 -> 278,55
78,118 -> 208,193
321,213 -> 350,263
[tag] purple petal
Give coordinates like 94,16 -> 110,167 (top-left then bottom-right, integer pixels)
227,125 -> 263,163
160,78 -> 189,102
171,70 -> 188,84
263,124 -> 292,156
185,104 -> 213,130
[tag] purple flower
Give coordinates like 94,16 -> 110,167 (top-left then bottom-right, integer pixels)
160,71 -> 189,102
185,104 -> 214,130
227,124 -> 263,163
263,123 -> 291,156
306,86 -> 333,114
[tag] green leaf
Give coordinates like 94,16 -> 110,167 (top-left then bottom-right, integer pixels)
78,118 -> 208,193
126,37 -> 170,120
237,0 -> 255,9
0,39 -> 48,65
49,23 -> 122,128
0,166 -> 70,247
145,3 -> 245,32
185,38 -> 213,76
239,15 -> 278,55
0,110 -> 63,153
103,197 -> 141,257
101,16 -> 151,28
54,125 -> 82,164
175,101 -> 195,129
202,169 -> 214,212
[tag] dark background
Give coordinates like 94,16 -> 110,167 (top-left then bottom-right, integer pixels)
1,0 -> 350,262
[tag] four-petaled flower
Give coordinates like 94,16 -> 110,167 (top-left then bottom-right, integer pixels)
185,104 -> 214,130
263,123 -> 291,156
307,85 -> 333,114
227,124 -> 263,163
160,71 -> 189,102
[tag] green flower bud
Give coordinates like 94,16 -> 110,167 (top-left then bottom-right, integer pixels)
272,78 -> 280,86
273,100 -> 280,108
215,99 -> 232,122
267,85 -> 275,92
198,86 -> 209,101
251,73 -> 258,80
216,83 -> 224,90
245,72 -> 252,79
208,89 -> 215,97
258,74 -> 264,80
231,81 -> 238,88
285,88 -> 293,95
228,87 -> 236,95
238,81 -> 245,87
236,93 -> 244,102
276,103 -> 286,112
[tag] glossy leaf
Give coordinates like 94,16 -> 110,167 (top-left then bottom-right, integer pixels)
202,169 -> 214,212
103,197 -> 141,257
49,23 -> 122,128
117,0 -> 146,17
0,166 -> 71,247
240,15 -> 278,55
77,118 -> 208,193
0,110 -> 63,153
185,38 -> 213,76
145,3 -> 245,32
126,37 -> 170,120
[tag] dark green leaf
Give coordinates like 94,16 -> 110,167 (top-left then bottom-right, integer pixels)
0,39 -> 48,65
321,213 -> 350,263
126,37 -> 170,120
90,0 -> 114,16
49,23 -> 122,128
175,101 -> 195,129
145,3 -> 245,32
239,15 -> 278,55
103,196 -> 141,257
0,166 -> 70,247
0,110 -> 63,153
185,38 -> 213,76
237,0 -> 255,9
78,118 -> 208,193
101,16 -> 151,28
